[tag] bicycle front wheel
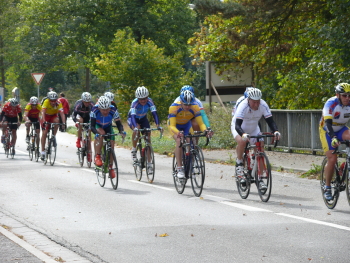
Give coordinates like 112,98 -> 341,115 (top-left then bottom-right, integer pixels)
145,145 -> 155,183
78,147 -> 84,167
49,137 -> 57,166
236,152 -> 251,199
10,145 -> 15,159
195,146 -> 206,179
320,157 -> 339,209
255,153 -> 272,202
96,166 -> 106,187
29,141 -> 34,161
346,164 -> 350,207
173,154 -> 186,194
134,144 -> 143,181
108,150 -> 119,190
190,149 -> 205,197
86,138 -> 92,168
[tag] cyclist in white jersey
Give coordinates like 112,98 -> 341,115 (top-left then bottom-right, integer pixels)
232,87 -> 254,116
319,83 -> 350,201
231,88 -> 281,189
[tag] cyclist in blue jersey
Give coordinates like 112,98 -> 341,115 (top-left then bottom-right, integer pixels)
127,86 -> 161,162
90,96 -> 125,167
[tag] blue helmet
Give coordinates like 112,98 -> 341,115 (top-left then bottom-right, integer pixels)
180,90 -> 195,105
180,85 -> 195,94
243,87 -> 254,98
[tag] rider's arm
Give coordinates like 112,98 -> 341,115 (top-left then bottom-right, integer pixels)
235,118 -> 245,136
200,109 -> 210,127
0,111 -> 5,122
90,118 -> 98,134
114,119 -> 124,133
265,116 -> 278,133
151,111 -> 160,126
325,119 -> 336,138
194,114 -> 207,132
18,112 -> 23,122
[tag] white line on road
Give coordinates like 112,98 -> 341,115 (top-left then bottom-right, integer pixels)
221,201 -> 273,212
276,213 -> 350,231
128,180 -> 174,191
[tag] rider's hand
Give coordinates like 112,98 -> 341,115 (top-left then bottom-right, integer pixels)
274,131 -> 281,140
177,131 -> 184,138
331,137 -> 340,148
242,133 -> 250,141
206,128 -> 214,138
17,122 -> 21,127
133,128 -> 138,133
96,133 -> 100,139
75,122 -> 79,128
121,131 -> 126,138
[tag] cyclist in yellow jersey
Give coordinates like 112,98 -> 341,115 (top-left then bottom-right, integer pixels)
40,91 -> 66,160
24,96 -> 42,144
168,90 -> 213,178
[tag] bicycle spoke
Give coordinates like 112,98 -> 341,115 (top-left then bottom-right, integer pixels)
145,146 -> 155,183
134,144 -> 143,181
256,153 -> 272,202
109,150 -> 119,190
236,152 -> 251,199
173,155 -> 186,194
190,149 -> 205,197
320,157 -> 339,209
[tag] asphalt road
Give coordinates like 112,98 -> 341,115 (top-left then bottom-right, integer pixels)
1,123 -> 350,263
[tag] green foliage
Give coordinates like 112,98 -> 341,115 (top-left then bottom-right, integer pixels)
300,164 -> 322,180
94,29 -> 195,122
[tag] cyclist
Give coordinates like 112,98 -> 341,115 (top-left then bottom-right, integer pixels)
90,96 -> 125,177
128,86 -> 161,169
104,91 -> 118,109
168,90 -> 213,178
40,91 -> 66,160
0,98 -> 22,153
232,87 -> 254,116
231,87 -> 280,189
72,92 -> 94,157
319,83 -> 350,201
58,92 -> 70,123
24,96 -> 42,144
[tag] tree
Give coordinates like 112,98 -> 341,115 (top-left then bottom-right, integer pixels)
94,29 -> 195,122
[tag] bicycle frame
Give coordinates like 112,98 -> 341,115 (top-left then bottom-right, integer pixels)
77,123 -> 92,167
28,122 -> 40,161
43,122 -> 62,165
2,123 -> 17,158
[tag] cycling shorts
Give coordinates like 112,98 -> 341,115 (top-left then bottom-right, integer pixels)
3,116 -> 19,130
42,114 -> 59,130
28,117 -> 40,130
319,125 -> 349,152
127,116 -> 150,130
95,124 -> 115,141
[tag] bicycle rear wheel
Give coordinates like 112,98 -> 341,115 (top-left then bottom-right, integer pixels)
173,154 -> 186,194
29,141 -> 34,161
190,149 -> 205,197
49,137 -> 57,166
78,147 -> 84,167
134,144 -> 143,181
195,145 -> 205,178
10,145 -> 15,159
109,150 -> 119,190
320,157 -> 339,209
86,138 -> 92,168
255,152 -> 272,202
345,164 -> 350,207
236,152 -> 251,199
145,145 -> 155,183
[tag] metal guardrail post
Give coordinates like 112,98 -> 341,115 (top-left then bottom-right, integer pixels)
287,112 -> 292,152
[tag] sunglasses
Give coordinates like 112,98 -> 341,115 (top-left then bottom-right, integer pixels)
50,100 -> 57,102
138,97 -> 148,101
341,94 -> 350,98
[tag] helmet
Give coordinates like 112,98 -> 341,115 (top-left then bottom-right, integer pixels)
30,96 -> 39,104
180,90 -> 195,105
47,91 -> 58,100
104,91 -> 114,102
335,83 -> 350,93
180,85 -> 195,94
243,87 -> 255,98
81,92 -> 92,102
97,96 -> 110,109
135,86 -> 149,99
9,98 -> 19,107
247,88 -> 262,100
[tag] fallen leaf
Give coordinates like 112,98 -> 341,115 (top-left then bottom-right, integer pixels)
220,175 -> 223,179
68,171 -> 70,172
286,227 -> 288,230
155,233 -> 157,237
159,233 -> 169,237
327,212 -> 331,215
200,197 -> 204,200
280,203 -> 284,205
191,234 -> 194,237
284,185 -> 289,187
49,198 -> 53,199
109,232 -> 111,235
243,213 -> 246,216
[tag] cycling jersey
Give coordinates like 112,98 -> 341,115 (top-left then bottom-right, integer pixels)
42,99 -> 63,116
319,96 -> 350,133
168,99 -> 206,134
0,102 -> 22,119
90,105 -> 120,129
232,96 -> 245,116
58,97 -> 70,115
72,99 -> 94,122
173,96 -> 204,110
127,98 -> 159,128
24,103 -> 42,119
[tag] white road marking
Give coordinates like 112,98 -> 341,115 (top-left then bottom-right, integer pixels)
128,180 -> 174,191
220,201 -> 273,212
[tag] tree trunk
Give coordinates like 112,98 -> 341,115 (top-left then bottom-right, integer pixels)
85,67 -> 90,92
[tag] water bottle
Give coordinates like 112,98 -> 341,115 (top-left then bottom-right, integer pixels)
339,162 -> 346,177
250,154 -> 255,169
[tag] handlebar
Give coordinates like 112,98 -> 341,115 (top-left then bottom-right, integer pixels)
179,130 -> 212,147
98,132 -> 125,144
246,133 -> 279,148
134,127 -> 163,140
332,140 -> 350,154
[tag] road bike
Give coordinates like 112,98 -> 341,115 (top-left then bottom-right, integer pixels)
320,141 -> 350,209
236,133 -> 277,202
172,131 -> 210,197
43,122 -> 64,166
133,127 -> 163,183
95,131 -> 124,190
2,123 -> 17,159
27,122 -> 40,162
76,123 -> 92,168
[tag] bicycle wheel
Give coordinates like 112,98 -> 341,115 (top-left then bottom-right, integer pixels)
236,152 -> 251,199
195,145 -> 206,178
96,166 -> 106,187
173,154 -> 187,194
49,137 -> 57,166
86,138 -> 92,168
145,145 -> 155,183
109,150 -> 119,190
320,157 -> 339,209
134,144 -> 143,181
10,144 -> 15,159
190,149 -> 205,197
78,147 -> 84,167
345,163 -> 350,207
29,141 -> 34,161
255,152 -> 272,202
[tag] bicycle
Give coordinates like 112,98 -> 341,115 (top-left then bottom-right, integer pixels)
2,123 -> 17,159
42,122 -> 64,166
27,122 -> 40,162
95,130 -> 124,190
320,141 -> 350,209
133,127 -> 163,183
172,131 -> 210,197
76,123 -> 92,168
236,133 -> 277,202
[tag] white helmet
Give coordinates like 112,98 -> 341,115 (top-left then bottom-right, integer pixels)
30,96 -> 39,104
81,92 -> 92,102
98,96 -> 110,109
104,91 -> 114,102
247,88 -> 262,100
135,86 -> 149,99
47,91 -> 58,100
9,98 -> 19,106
